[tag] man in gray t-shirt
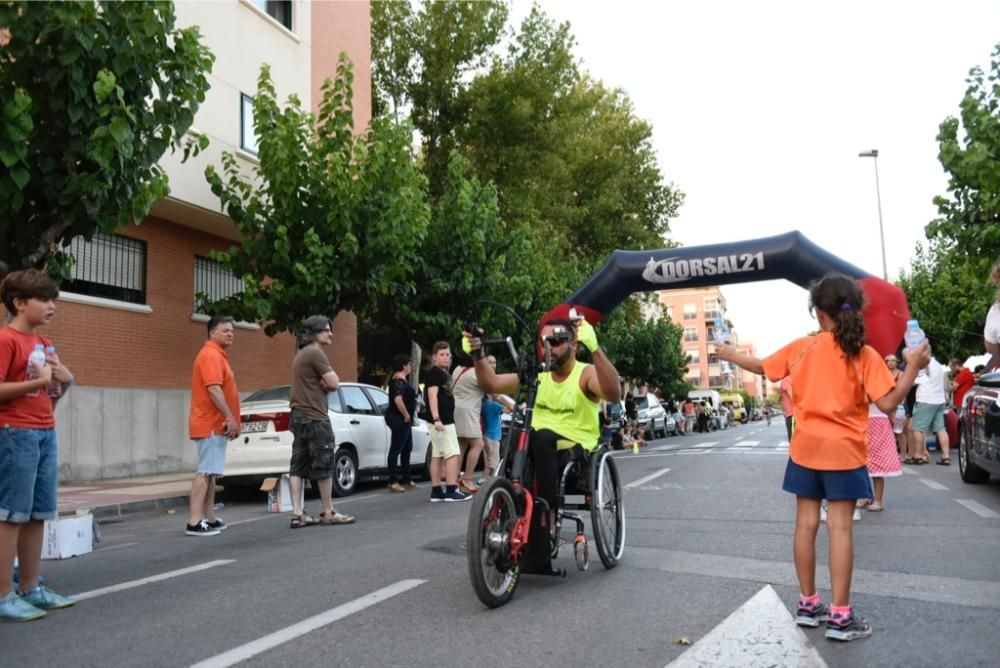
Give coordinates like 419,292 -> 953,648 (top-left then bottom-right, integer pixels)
287,315 -> 355,527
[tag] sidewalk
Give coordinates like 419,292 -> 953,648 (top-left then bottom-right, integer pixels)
58,472 -> 194,520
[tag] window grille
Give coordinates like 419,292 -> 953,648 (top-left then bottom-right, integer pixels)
63,232 -> 146,304
194,256 -> 244,313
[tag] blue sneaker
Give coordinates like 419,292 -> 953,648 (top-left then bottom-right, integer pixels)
19,585 -> 75,611
0,591 -> 46,622
430,487 -> 445,503
824,610 -> 872,641
443,487 -> 472,502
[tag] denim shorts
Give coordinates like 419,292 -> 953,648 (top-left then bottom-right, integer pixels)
0,427 -> 59,523
782,458 -> 872,501
196,432 -> 229,477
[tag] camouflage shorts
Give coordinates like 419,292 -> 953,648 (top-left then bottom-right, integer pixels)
289,409 -> 336,480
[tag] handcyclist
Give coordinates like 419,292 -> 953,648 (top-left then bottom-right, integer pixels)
465,310 -> 622,537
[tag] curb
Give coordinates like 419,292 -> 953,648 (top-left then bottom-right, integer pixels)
87,495 -> 190,521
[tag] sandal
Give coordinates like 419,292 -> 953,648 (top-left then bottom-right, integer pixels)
856,499 -> 872,509
868,501 -> 884,512
937,458 -> 951,466
290,514 -> 319,529
319,511 -> 355,525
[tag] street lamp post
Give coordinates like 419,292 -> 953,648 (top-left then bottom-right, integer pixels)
858,149 -> 887,280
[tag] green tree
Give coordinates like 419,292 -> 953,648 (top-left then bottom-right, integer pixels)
927,42 -> 1000,266
204,57 -> 431,336
897,240 -> 992,362
0,1 -> 214,273
601,302 -> 689,393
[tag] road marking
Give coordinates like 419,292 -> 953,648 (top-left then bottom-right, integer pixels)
955,499 -> 1000,518
918,478 -> 948,491
72,559 -> 235,602
629,546 -> 1000,609
692,441 -> 719,448
226,515 -> 279,527
666,585 -> 826,668
777,440 -> 788,447
901,467 -> 917,476
733,440 -> 760,446
96,542 -> 139,553
626,467 -> 672,489
191,579 -> 426,668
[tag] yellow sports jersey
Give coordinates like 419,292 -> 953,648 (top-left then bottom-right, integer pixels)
532,362 -> 600,450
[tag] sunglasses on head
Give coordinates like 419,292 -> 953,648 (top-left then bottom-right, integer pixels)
543,329 -> 572,346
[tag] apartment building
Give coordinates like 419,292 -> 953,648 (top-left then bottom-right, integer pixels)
658,286 -> 742,391
737,342 -> 763,400
42,1 -> 372,481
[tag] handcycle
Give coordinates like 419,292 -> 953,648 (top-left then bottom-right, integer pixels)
465,316 -> 626,608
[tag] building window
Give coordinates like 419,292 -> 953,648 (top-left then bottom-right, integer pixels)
194,256 -> 244,313
683,304 -> 697,320
686,373 -> 702,387
63,232 -> 146,304
686,349 -> 700,364
251,0 -> 293,31
704,298 -> 720,320
683,327 -> 698,342
240,93 -> 259,155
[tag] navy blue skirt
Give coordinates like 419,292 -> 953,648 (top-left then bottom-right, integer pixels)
782,458 -> 872,501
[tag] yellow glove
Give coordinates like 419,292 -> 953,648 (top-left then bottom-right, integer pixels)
461,334 -> 473,355
576,319 -> 598,352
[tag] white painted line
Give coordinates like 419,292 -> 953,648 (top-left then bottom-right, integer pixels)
666,585 -> 827,667
191,579 -> 426,668
955,499 -> 1000,519
72,559 -> 235,602
692,441 -> 719,448
777,440 -> 788,447
733,440 -> 760,446
918,478 -> 948,491
726,447 -> 752,452
226,515 -> 279,527
901,467 -> 917,476
95,542 -> 139,553
626,468 -> 672,489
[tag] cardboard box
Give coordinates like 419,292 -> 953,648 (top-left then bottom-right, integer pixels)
260,475 -> 306,513
42,511 -> 95,560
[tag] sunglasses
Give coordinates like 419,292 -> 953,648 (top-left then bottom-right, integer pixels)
885,357 -> 897,363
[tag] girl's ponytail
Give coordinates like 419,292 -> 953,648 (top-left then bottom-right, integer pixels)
809,273 -> 866,357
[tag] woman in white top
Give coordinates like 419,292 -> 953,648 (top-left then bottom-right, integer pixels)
985,258 -> 1000,371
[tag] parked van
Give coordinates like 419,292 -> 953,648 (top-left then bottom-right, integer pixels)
688,389 -> 722,410
719,391 -> 746,422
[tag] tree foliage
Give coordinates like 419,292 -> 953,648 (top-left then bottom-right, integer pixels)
601,301 -> 691,393
897,240 -> 993,362
927,42 -> 1000,266
0,0 -> 213,273
204,57 -> 431,336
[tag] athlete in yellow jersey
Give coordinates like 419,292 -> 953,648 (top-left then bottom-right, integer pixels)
467,314 -> 622,528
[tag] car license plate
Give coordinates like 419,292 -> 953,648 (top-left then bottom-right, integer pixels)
242,421 -> 269,433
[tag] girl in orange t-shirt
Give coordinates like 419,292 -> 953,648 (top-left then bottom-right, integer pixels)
717,274 -> 929,642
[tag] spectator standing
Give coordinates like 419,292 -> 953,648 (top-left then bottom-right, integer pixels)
385,354 -> 418,493
948,358 -> 974,414
780,376 -> 794,440
857,400 -> 902,512
716,273 -> 929,642
0,269 -> 76,621
697,401 -> 711,433
666,393 -> 684,434
911,356 -> 951,465
984,257 -> 1000,371
452,355 -> 485,494
884,355 -> 912,461
683,398 -> 696,433
288,316 -> 354,527
186,315 -> 240,536
424,342 -> 470,502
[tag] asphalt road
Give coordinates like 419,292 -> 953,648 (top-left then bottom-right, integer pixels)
3,420 -> 998,667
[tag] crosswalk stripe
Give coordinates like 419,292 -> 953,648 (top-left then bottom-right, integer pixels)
626,467 -> 672,489
191,579 -> 426,668
918,478 -> 948,491
692,442 -> 719,448
955,499 -> 1000,518
733,440 -> 760,446
72,560 -> 235,602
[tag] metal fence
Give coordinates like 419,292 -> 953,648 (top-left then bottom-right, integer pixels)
194,256 -> 244,312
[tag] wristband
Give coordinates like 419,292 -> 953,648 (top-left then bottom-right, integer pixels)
434,417 -> 441,422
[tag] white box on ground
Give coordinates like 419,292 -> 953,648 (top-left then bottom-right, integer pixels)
42,511 -> 95,560
260,475 -> 306,513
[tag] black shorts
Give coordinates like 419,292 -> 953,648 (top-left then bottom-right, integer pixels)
289,409 -> 336,480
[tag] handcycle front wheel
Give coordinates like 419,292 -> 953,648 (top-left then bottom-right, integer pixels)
467,477 -> 521,608
590,450 -> 625,569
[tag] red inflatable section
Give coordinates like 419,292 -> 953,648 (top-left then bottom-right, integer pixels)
858,277 -> 910,357
540,276 -> 910,358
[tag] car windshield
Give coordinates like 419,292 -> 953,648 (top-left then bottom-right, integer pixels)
242,386 -> 291,402
635,396 -> 651,409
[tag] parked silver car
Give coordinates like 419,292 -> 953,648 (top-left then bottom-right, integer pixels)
636,393 -> 671,439
225,383 -> 432,496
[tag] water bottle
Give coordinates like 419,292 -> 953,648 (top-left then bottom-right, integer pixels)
25,343 -> 46,382
903,319 -> 925,352
45,346 -> 62,398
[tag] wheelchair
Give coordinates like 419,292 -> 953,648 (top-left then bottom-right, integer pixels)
467,442 -> 625,608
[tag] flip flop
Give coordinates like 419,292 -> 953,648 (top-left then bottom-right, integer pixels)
290,514 -> 319,529
867,501 -> 884,512
937,458 -> 951,465
856,499 -> 872,509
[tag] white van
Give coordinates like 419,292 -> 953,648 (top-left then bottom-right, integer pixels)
688,389 -> 721,410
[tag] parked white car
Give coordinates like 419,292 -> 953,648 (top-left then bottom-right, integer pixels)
224,383 -> 432,496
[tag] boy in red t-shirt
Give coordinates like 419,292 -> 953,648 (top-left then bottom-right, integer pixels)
0,268 -> 76,621
717,274 -> 930,642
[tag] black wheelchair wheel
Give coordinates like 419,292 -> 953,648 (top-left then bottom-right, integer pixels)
590,450 -> 625,569
467,477 -> 521,607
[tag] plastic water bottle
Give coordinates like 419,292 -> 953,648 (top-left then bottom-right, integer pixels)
903,319 -> 925,352
25,343 -> 46,382
45,346 -> 62,398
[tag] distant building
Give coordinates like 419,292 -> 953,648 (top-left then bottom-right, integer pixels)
40,1 -> 372,481
658,286 -> 742,391
737,342 -> 764,401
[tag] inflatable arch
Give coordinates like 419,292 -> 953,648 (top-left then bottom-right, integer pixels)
542,231 -> 910,357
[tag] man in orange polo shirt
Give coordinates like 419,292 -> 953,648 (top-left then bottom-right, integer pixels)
186,315 -> 240,536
